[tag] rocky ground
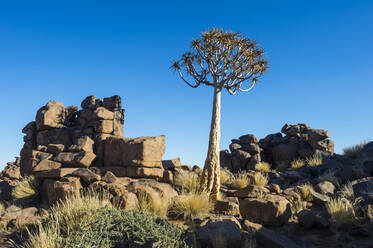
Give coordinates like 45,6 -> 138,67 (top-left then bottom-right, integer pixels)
0,95 -> 372,247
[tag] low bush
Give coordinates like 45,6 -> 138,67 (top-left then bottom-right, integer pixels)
173,170 -> 200,193
343,141 -> 368,159
12,176 -> 39,202
168,192 -> 212,220
255,162 -> 271,173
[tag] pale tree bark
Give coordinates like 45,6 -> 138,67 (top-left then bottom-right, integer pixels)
199,86 -> 221,200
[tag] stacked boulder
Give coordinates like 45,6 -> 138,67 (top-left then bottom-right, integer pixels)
221,123 -> 334,171
259,123 -> 334,166
220,134 -> 262,172
18,95 -> 177,205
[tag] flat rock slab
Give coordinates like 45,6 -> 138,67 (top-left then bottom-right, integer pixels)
33,168 -> 80,179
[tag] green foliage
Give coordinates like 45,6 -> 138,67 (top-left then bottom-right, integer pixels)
60,207 -> 191,248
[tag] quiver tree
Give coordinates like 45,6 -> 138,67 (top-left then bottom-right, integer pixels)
171,28 -> 268,199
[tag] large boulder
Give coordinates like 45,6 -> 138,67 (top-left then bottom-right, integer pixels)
36,128 -> 72,148
239,195 -> 291,226
104,136 -> 165,168
35,100 -> 66,130
55,151 -> 96,168
20,148 -> 53,175
41,177 -> 82,205
196,219 -> 243,248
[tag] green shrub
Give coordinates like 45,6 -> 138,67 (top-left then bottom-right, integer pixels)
60,208 -> 191,248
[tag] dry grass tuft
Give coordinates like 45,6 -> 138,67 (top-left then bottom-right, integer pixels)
326,197 -> 355,226
137,192 -> 167,218
173,170 -> 200,193
298,184 -> 314,202
306,154 -> 323,167
230,171 -> 250,189
22,190 -> 112,248
168,192 -> 213,220
255,162 -> 271,173
339,182 -> 355,200
343,141 -> 368,159
290,159 -> 305,169
253,173 -> 268,187
12,176 -> 39,201
220,167 -> 233,185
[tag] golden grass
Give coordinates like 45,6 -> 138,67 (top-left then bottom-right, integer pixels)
0,202 -> 4,216
290,159 -> 305,169
173,170 -> 200,193
339,182 -> 355,200
168,192 -> 213,220
298,183 -> 314,202
343,141 -> 368,159
230,171 -> 250,189
306,154 -> 323,167
220,167 -> 233,185
12,176 -> 39,201
22,190 -> 112,248
253,172 -> 268,187
255,162 -> 271,173
326,197 -> 355,226
137,192 -> 167,218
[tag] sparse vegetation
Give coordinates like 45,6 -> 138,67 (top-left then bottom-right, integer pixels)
168,192 -> 213,220
137,192 -> 167,218
290,159 -> 305,169
220,167 -> 233,185
255,162 -> 271,173
306,154 -> 323,167
326,197 -> 356,227
253,173 -> 268,187
343,141 -> 368,159
339,182 -> 355,200
173,170 -> 200,193
12,176 -> 39,202
298,184 -> 314,202
230,171 -> 250,189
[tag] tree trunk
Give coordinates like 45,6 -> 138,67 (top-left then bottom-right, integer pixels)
199,86 -> 221,200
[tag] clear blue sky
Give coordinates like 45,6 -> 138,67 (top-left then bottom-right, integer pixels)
1,1 -> 372,169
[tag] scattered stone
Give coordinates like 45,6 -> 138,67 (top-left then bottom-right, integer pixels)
256,227 -> 299,248
112,192 -> 139,210
101,171 -> 118,184
41,177 -> 82,205
47,144 -> 65,155
33,160 -> 62,172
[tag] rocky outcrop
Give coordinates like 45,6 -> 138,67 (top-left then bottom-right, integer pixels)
221,123 -> 334,171
16,95 -> 178,205
260,123 -> 334,166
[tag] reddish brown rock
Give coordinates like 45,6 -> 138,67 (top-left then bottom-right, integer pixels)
47,144 -> 65,155
68,136 -> 94,153
112,192 -> 139,210
35,100 -> 66,130
55,151 -> 96,168
33,160 -> 62,172
93,107 -> 114,120
36,128 -> 72,148
72,168 -> 101,184
20,148 -> 53,175
239,195 -> 291,226
93,120 -> 114,134
104,136 -> 165,168
34,168 -> 80,179
41,177 -> 82,205
162,158 -> 182,170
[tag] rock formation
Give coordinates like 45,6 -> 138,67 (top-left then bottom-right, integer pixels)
221,123 -> 335,171
18,95 -> 178,205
